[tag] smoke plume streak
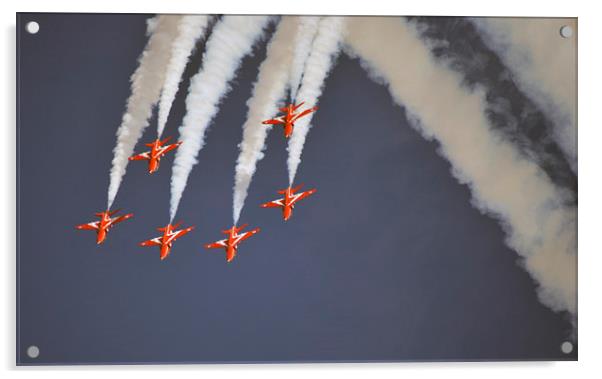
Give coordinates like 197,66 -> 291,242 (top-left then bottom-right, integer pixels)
406,17 -> 577,197
169,15 -> 272,221
289,16 -> 321,102
107,15 -> 182,209
286,17 -> 346,185
156,15 -> 212,138
471,18 -> 577,173
231,16 -> 302,224
345,17 -> 576,320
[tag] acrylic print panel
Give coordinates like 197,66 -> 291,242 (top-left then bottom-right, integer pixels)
16,13 -> 577,364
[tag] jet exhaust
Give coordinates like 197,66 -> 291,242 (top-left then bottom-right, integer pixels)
107,15 -> 182,209
156,15 -> 213,138
289,16 -> 321,102
169,15 -> 272,222
286,17 -> 346,185
232,16 -> 301,224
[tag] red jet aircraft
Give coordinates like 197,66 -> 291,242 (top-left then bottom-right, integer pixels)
262,102 -> 318,138
139,222 -> 194,260
75,209 -> 133,244
205,224 -> 260,263
261,184 -> 316,221
129,136 -> 182,174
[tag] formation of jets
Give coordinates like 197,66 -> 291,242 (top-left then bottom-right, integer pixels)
77,103 -> 320,262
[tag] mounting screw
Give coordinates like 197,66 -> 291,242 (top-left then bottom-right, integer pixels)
561,341 -> 573,354
560,25 -> 573,38
25,21 -> 40,34
26,345 -> 40,358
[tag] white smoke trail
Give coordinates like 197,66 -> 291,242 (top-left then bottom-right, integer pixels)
107,15 -> 182,209
156,15 -> 212,137
472,18 -> 577,173
287,17 -> 346,185
345,17 -> 577,319
169,15 -> 272,222
289,16 -> 321,102
232,16 -> 301,224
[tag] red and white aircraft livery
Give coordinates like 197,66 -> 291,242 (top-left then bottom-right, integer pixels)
75,209 -> 133,244
261,184 -> 316,221
205,224 -> 260,263
262,102 -> 318,139
139,222 -> 194,260
129,136 -> 182,174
